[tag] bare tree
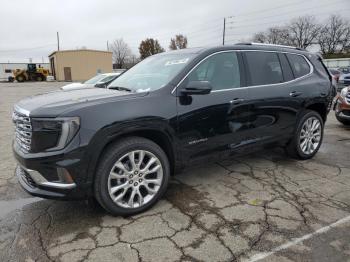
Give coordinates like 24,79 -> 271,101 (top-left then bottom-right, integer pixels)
288,16 -> 321,49
169,34 -> 188,50
318,15 -> 350,54
253,27 -> 290,45
110,38 -> 132,69
139,38 -> 165,60
252,32 -> 267,43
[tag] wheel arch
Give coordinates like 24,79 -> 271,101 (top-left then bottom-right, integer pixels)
305,102 -> 328,122
86,127 -> 177,185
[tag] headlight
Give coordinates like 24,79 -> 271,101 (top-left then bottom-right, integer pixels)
340,87 -> 348,98
31,117 -> 80,152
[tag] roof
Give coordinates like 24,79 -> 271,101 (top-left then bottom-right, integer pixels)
48,49 -> 112,57
153,43 -> 310,59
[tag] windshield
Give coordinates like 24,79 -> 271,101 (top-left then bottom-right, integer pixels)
84,74 -> 108,84
108,53 -> 195,93
97,75 -> 117,83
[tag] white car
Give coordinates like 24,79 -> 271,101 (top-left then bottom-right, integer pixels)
61,73 -> 122,90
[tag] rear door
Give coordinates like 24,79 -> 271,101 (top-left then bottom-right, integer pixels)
242,50 -> 301,143
176,51 -> 252,162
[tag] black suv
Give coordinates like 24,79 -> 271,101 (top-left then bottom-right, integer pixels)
13,43 -> 332,215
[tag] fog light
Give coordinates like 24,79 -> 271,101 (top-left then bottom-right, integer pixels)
57,168 -> 74,183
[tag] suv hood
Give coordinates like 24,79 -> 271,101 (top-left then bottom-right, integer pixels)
15,88 -> 145,117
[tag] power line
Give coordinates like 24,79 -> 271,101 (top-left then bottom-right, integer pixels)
226,8 -> 350,31
0,44 -> 56,53
228,0 -> 346,26
232,0 -> 318,18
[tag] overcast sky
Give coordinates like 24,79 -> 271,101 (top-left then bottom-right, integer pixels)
0,0 -> 348,63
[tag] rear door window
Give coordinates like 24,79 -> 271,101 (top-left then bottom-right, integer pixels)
244,51 -> 283,86
286,54 -> 311,78
278,53 -> 294,81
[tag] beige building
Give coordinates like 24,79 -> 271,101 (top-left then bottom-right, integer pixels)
48,49 -> 112,81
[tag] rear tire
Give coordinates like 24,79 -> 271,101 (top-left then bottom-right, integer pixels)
94,137 -> 170,216
286,110 -> 324,160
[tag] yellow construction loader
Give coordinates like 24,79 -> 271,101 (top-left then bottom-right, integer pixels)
11,64 -> 50,82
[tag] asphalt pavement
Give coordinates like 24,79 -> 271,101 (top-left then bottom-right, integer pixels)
0,82 -> 349,262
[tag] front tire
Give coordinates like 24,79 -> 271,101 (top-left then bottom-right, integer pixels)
286,110 -> 324,160
16,75 -> 25,82
94,137 -> 170,216
335,113 -> 350,125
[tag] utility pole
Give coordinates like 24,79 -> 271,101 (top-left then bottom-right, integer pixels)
222,18 -> 226,46
107,40 -> 109,51
57,32 -> 60,51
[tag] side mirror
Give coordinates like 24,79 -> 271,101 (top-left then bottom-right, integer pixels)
181,81 -> 212,95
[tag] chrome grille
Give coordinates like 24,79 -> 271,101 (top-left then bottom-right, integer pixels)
12,110 -> 32,152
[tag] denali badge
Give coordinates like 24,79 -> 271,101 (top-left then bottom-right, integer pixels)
188,138 -> 208,145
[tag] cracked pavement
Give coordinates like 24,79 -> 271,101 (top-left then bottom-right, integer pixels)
0,82 -> 350,262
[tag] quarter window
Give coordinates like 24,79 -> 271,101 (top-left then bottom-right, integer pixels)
244,51 -> 283,86
187,52 -> 241,91
286,54 -> 310,78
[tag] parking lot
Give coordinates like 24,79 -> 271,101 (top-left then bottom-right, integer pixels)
0,81 -> 350,262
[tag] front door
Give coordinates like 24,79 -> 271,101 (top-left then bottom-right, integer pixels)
64,67 -> 72,81
176,51 -> 251,163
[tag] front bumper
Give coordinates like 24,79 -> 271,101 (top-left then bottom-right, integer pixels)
13,142 -> 91,200
335,96 -> 350,120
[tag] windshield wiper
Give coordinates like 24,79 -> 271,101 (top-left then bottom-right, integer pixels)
109,86 -> 133,92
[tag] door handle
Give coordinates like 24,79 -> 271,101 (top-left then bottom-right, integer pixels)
230,98 -> 245,105
289,91 -> 302,97
320,92 -> 327,97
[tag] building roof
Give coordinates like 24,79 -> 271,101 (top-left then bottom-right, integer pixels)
48,49 -> 112,57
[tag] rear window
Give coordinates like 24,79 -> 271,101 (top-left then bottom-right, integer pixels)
286,54 -> 310,78
244,51 -> 283,86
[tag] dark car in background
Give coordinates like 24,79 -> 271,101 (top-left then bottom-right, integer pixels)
338,67 -> 350,74
12,43 -> 333,216
338,73 -> 350,90
329,68 -> 342,83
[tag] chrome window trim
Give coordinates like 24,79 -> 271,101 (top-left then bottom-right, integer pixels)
171,49 -> 314,94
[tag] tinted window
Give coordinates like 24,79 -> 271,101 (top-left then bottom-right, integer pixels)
286,54 -> 310,78
245,51 -> 283,86
4,69 -> 12,73
187,52 -> 240,90
278,53 -> 294,82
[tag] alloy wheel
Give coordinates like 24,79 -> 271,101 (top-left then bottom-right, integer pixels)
107,150 -> 163,209
299,116 -> 322,155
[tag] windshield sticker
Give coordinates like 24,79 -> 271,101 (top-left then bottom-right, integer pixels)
165,58 -> 189,66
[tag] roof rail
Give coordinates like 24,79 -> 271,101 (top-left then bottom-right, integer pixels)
235,42 -> 305,51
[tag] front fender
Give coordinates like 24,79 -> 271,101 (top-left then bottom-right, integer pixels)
83,118 -> 178,184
